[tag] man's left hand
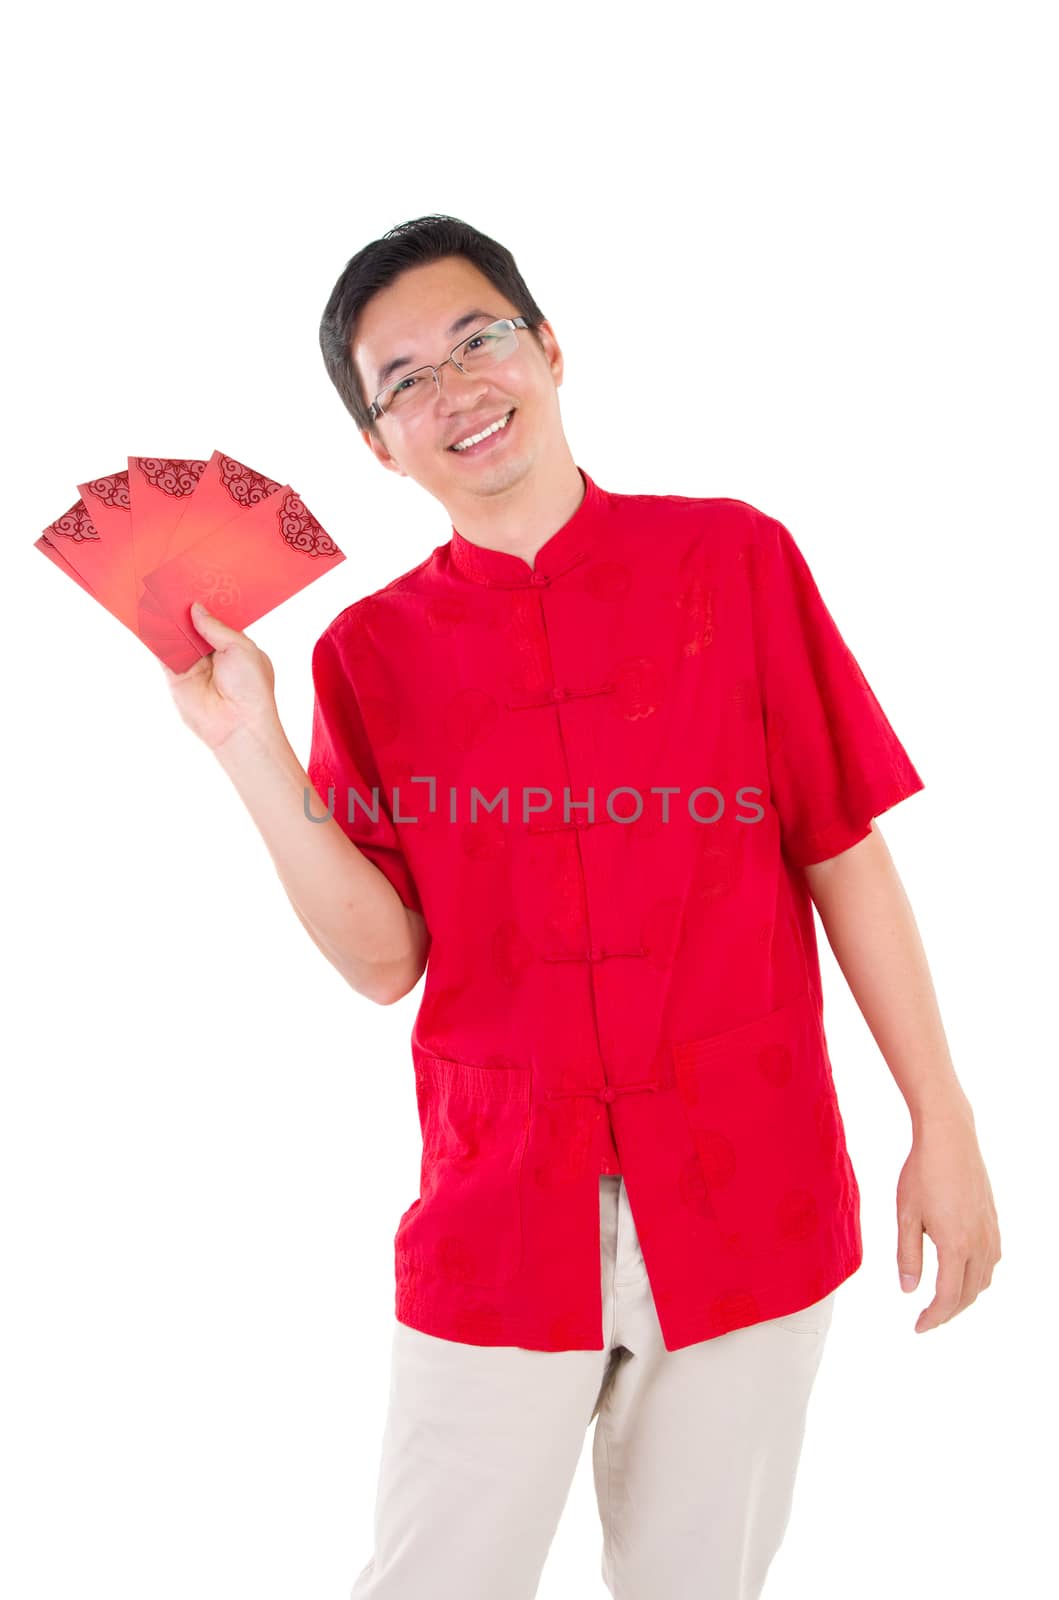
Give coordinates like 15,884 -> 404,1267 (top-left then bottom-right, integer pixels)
896,1105 -> 1002,1332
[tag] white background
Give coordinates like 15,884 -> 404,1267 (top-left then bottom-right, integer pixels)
4,3 -> 1054,1596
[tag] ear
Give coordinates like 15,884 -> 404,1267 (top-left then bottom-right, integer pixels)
361,426 -> 406,477
535,319 -> 564,387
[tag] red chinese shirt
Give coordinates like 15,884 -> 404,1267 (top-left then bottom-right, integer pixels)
307,467 -> 925,1351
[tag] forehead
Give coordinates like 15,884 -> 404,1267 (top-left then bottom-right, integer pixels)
353,256 -> 516,391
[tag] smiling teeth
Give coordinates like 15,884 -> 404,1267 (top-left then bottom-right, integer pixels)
452,411 -> 513,451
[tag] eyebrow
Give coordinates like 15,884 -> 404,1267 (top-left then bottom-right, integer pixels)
375,308 -> 500,390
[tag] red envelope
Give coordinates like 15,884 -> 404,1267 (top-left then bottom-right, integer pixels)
140,482 -> 344,640
72,471 -> 139,628
35,448 -> 345,671
73,468 -> 209,670
156,450 -> 285,558
39,491 -> 134,623
35,530 -> 97,598
126,455 -> 210,579
35,494 -> 207,672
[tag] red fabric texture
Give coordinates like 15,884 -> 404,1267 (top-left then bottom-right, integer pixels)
307,469 -> 924,1350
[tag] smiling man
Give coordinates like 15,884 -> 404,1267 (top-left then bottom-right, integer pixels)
337,248 -> 589,575
165,214 -> 1001,1600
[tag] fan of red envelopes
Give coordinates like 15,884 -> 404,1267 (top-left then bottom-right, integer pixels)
34,451 -> 345,672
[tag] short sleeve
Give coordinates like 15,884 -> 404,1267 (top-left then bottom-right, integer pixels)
748,512 -> 925,868
307,619 -> 424,916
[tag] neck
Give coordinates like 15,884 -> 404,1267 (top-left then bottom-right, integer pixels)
446,446 -> 585,570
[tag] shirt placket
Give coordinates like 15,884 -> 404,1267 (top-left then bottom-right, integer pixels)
505,564 -> 658,1168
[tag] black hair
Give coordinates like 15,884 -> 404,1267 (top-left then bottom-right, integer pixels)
319,213 -> 548,437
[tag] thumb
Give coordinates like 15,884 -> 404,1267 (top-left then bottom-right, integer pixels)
898,1221 -> 923,1292
189,600 -> 243,647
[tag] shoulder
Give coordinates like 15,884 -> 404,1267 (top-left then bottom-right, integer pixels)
608,484 -> 783,538
604,486 -> 794,580
312,547 -> 442,657
311,598 -> 371,677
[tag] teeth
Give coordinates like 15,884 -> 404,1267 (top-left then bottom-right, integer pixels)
452,410 -> 513,451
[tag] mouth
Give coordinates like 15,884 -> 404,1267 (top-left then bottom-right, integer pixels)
447,407 -> 516,457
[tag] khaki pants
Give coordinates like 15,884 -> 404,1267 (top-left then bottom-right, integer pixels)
350,1174 -> 837,1600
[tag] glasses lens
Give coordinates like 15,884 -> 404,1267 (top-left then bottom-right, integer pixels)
377,322 -> 520,416
458,320 -> 518,368
379,368 -> 433,415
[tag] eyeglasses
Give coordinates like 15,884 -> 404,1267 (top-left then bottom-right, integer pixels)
368,316 -> 529,421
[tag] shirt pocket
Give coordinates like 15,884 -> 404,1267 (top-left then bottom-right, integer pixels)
672,989 -> 858,1263
395,1051 -> 532,1291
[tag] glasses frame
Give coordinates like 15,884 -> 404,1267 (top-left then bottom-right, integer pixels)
368,316 -> 529,422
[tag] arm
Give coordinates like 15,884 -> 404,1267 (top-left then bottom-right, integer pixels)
803,820 -> 1001,1331
213,715 -> 429,1006
164,600 -> 428,1007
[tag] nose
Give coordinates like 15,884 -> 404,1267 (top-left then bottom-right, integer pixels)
435,358 -> 490,410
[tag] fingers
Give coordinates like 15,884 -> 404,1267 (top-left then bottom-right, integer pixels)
896,1210 -> 923,1293
914,1248 -> 968,1333
160,651 -> 210,684
189,600 -> 245,647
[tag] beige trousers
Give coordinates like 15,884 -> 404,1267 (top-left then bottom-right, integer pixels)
350,1174 -> 837,1600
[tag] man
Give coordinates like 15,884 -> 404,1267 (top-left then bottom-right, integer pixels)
165,214 -> 1001,1599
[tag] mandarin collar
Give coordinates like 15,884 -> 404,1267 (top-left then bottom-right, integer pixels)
447,467 -> 606,588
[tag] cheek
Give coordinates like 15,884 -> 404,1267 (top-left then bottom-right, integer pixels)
512,381 -> 552,422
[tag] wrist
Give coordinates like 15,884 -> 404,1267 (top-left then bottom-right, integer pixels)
212,707 -> 289,769
910,1084 -> 975,1137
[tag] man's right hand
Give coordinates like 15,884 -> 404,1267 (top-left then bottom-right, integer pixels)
162,601 -> 279,750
